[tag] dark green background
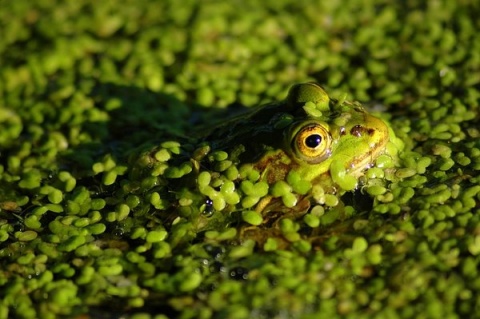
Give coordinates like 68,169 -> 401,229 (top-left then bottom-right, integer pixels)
1,1 -> 480,318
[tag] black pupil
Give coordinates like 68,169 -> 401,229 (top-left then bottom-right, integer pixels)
305,134 -> 322,148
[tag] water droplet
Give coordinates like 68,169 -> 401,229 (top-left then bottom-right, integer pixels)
202,198 -> 214,217
229,266 -> 249,280
113,227 -> 124,237
204,244 -> 225,259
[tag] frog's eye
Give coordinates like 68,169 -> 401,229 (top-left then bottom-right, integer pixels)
291,123 -> 332,163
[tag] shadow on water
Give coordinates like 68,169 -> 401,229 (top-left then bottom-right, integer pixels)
62,82 -> 246,174
59,82 -> 253,319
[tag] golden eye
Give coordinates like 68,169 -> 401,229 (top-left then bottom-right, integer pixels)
291,122 -> 331,164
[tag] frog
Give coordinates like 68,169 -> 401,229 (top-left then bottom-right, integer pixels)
191,82 -> 392,217
127,81 -> 397,242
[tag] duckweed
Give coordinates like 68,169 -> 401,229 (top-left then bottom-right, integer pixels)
330,161 -> 357,191
1,0 -> 480,318
15,230 -> 38,242
241,210 -> 263,226
303,213 -> 320,228
146,230 -> 168,243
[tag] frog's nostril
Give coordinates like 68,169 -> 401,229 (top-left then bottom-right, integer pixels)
350,125 -> 375,137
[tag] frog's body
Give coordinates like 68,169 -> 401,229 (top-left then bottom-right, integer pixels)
132,83 -> 395,227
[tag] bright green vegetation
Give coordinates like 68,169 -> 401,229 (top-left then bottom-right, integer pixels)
1,1 -> 480,319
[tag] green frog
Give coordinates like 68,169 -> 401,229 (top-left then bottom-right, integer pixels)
208,83 -> 388,179
151,82 -> 397,226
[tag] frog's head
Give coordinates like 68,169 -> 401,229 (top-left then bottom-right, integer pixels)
254,82 -> 390,190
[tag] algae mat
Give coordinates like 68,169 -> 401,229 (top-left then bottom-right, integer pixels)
1,1 -> 480,318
